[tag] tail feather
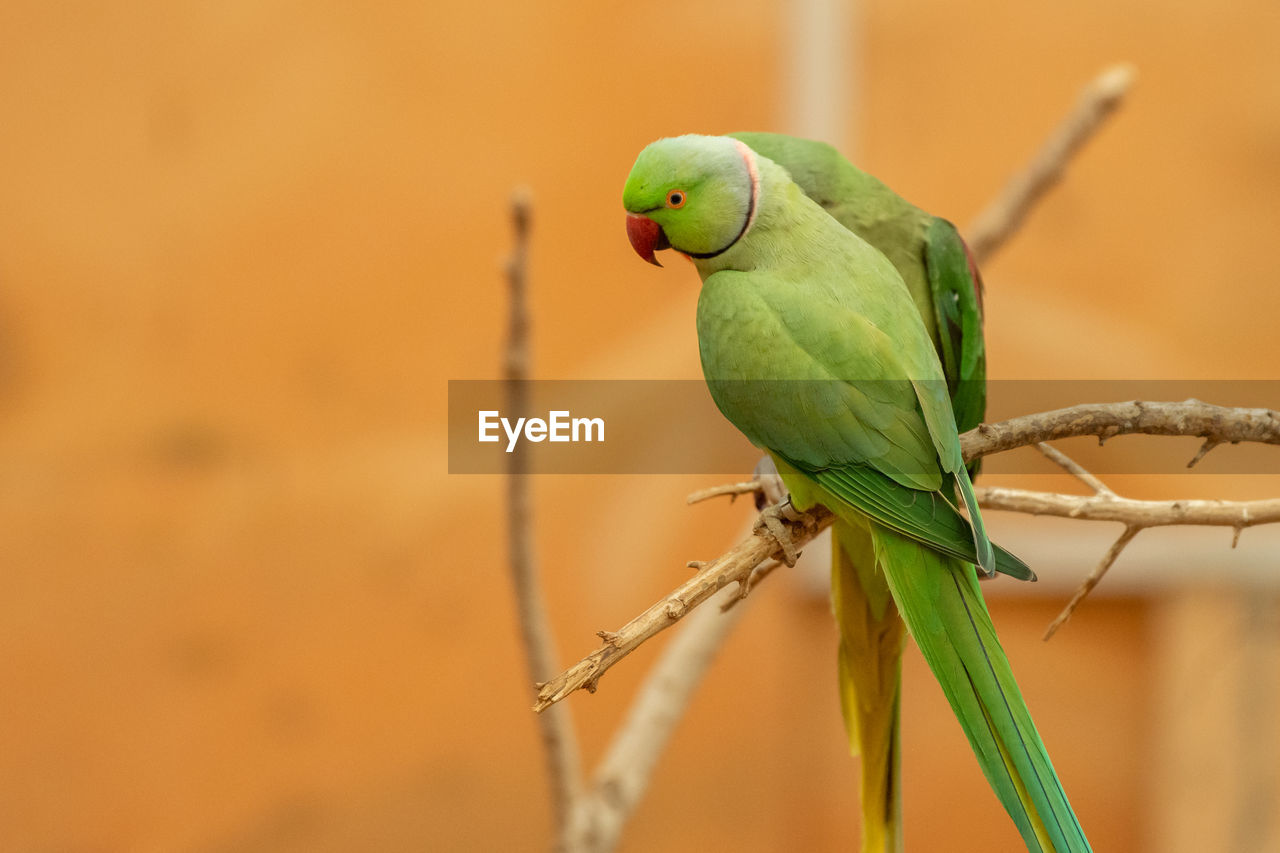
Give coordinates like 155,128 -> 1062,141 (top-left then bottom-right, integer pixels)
832,520 -> 906,853
871,525 -> 1091,853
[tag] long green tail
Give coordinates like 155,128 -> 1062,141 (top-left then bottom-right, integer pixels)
831,520 -> 905,853
870,525 -> 1091,853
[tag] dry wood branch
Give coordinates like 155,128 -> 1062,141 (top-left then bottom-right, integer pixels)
533,506 -> 834,712
966,63 -> 1136,263
503,189 -> 586,835
982,434 -> 1280,636
1036,441 -> 1113,495
961,399 -> 1280,462
975,486 -> 1280,529
536,401 -> 1280,712
981,482 -> 1280,637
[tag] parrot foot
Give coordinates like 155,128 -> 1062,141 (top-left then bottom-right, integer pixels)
754,498 -> 814,568
752,455 -> 790,511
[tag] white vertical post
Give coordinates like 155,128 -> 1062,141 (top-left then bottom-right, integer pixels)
782,0 -> 859,151
1149,586 -> 1280,852
781,0 -> 859,593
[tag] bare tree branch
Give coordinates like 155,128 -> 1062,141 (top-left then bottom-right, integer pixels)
980,483 -> 1280,637
535,401 -> 1280,712
533,505 -> 832,712
961,399 -> 1280,462
982,437 -> 1280,637
966,63 -> 1136,263
503,189 -> 586,841
974,486 -> 1280,529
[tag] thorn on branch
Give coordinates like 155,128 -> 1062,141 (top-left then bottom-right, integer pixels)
687,479 -> 767,505
725,578 -> 752,607
1233,506 -> 1252,548
1187,437 -> 1222,468
721,560 -> 784,612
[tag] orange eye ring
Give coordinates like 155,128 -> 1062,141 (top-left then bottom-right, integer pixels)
665,189 -> 687,209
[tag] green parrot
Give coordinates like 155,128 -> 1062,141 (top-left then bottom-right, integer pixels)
622,134 -> 1090,853
728,132 -> 987,852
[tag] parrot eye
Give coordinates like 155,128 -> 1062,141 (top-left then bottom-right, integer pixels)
665,189 -> 687,209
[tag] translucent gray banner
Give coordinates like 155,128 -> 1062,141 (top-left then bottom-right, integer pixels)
448,380 -> 1280,475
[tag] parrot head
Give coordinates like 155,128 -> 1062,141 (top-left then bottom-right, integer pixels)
622,135 -> 759,267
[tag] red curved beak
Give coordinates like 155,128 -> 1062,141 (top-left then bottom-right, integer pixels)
626,213 -> 667,267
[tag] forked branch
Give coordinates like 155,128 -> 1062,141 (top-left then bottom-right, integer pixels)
535,400 -> 1280,712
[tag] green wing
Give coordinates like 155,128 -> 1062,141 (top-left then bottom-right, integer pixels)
780,455 -> 1031,581
700,265 -> 1000,577
924,217 -> 987,438
700,269 -> 944,494
725,135 -> 994,567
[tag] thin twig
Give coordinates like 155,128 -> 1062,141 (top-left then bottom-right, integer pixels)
533,506 -> 833,712
1187,437 -> 1223,468
1035,442 -> 1113,495
687,479 -> 766,505
503,188 -> 585,836
966,63 -> 1136,263
1043,525 -> 1141,640
723,559 -> 785,611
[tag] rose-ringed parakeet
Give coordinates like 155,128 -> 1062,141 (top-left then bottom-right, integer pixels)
622,135 -> 1090,853
729,132 -> 988,853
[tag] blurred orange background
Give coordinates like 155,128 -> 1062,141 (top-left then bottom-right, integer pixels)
2,1 -> 1279,851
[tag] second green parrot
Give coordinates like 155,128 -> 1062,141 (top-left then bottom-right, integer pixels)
730,132 -> 988,853
622,134 -> 1090,853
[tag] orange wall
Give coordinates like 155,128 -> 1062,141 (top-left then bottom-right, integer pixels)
0,1 -> 1278,850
